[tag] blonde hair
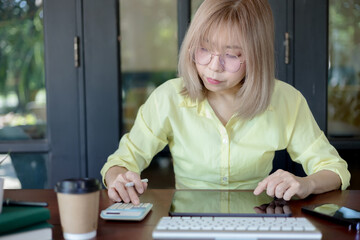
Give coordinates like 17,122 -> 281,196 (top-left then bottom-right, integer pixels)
178,0 -> 275,119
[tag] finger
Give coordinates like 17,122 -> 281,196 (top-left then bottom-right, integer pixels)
115,181 -> 131,203
267,201 -> 275,208
253,207 -> 265,214
265,206 -> 275,214
275,206 -> 284,214
108,187 -> 121,202
126,186 -> 141,205
266,177 -> 284,198
142,181 -> 148,191
283,205 -> 291,214
254,169 -> 287,196
136,182 -> 148,196
127,181 -> 148,204
259,203 -> 270,211
124,172 -> 144,193
133,180 -> 145,194
282,185 -> 298,201
253,180 -> 268,195
274,182 -> 290,199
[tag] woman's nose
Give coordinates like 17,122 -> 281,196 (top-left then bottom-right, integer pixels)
208,55 -> 224,72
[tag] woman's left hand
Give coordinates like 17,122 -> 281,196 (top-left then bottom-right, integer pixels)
253,169 -> 314,201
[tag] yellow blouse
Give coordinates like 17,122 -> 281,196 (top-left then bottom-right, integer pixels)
101,78 -> 350,190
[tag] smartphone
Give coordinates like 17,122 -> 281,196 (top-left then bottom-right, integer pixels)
302,203 -> 360,230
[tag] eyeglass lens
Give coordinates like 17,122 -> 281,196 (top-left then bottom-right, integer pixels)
194,48 -> 242,73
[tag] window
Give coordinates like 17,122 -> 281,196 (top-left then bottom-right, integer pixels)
328,0 -> 360,138
0,0 -> 46,141
120,0 -> 178,133
0,0 -> 48,189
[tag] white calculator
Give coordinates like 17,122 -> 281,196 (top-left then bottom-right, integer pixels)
100,202 -> 153,221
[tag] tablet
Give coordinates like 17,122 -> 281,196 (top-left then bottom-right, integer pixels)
169,190 -> 291,217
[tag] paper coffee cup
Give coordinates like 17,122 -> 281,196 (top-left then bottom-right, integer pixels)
55,178 -> 101,240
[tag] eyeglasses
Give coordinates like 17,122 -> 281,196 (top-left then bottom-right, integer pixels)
193,47 -> 244,73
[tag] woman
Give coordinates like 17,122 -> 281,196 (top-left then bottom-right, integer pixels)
101,0 -> 350,205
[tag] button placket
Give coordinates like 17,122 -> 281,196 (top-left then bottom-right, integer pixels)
220,126 -> 229,185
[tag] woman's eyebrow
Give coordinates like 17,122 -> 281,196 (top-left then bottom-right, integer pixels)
202,40 -> 242,50
226,45 -> 242,50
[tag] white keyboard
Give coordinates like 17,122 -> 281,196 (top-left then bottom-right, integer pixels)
152,216 -> 322,239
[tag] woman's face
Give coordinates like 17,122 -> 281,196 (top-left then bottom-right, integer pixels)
195,34 -> 246,97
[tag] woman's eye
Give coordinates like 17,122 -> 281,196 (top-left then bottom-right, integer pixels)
225,53 -> 238,59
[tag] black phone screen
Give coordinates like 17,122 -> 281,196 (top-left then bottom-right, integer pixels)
302,203 -> 360,226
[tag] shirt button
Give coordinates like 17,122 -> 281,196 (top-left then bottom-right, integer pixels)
223,177 -> 228,182
222,138 -> 228,144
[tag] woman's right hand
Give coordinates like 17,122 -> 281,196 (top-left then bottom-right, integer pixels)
105,166 -> 148,205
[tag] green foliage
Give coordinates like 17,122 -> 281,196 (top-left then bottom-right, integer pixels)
329,0 -> 360,71
0,0 -> 44,114
328,0 -> 360,132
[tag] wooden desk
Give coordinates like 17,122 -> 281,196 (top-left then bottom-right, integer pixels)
4,189 -> 360,240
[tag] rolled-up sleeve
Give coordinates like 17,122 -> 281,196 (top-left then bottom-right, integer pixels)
287,92 -> 350,190
100,88 -> 169,187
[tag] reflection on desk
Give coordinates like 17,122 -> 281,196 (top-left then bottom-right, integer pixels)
3,189 -> 360,240
169,190 -> 291,217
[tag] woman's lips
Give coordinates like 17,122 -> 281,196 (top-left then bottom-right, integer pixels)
207,77 -> 221,85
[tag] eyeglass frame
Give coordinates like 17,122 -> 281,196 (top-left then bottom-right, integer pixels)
192,47 -> 244,73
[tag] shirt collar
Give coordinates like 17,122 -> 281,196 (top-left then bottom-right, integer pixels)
179,95 -> 209,117
179,96 -> 197,108
179,93 -> 274,118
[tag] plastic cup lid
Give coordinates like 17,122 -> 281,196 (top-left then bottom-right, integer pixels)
55,178 -> 101,194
